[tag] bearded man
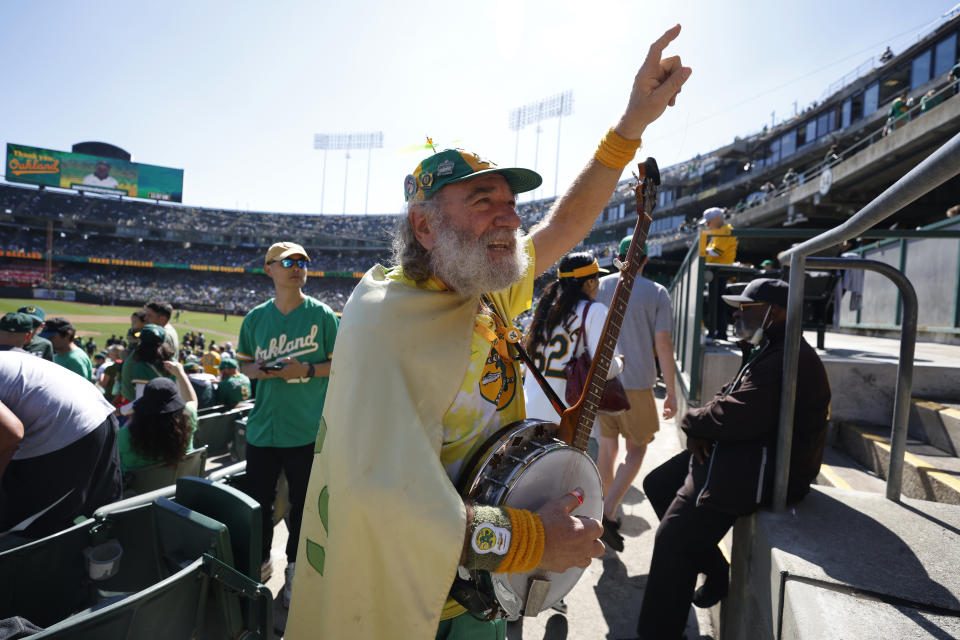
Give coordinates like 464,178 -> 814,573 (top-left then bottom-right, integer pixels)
287,25 -> 692,640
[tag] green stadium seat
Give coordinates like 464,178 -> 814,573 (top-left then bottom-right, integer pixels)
122,445 -> 209,498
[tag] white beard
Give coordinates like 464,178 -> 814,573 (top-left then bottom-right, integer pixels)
430,223 -> 530,297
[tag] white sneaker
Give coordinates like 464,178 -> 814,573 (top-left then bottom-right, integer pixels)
283,561 -> 295,608
260,558 -> 273,583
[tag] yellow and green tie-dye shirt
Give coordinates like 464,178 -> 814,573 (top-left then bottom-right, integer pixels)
388,238 -> 536,481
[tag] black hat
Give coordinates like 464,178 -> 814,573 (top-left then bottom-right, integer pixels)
133,378 -> 185,415
39,317 -> 75,338
722,278 -> 789,308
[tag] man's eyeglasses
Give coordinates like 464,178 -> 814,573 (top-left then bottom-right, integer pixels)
271,258 -> 310,269
737,301 -> 769,312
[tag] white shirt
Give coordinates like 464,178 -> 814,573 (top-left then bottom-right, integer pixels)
81,174 -> 119,188
523,299 -> 623,433
1,349 -> 116,460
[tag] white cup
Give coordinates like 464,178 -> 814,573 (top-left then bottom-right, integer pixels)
85,540 -> 123,581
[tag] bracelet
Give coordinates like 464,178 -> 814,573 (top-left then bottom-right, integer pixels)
594,127 -> 642,170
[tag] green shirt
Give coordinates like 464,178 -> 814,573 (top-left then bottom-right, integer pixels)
54,346 -> 94,381
117,405 -> 198,473
237,296 -> 338,447
23,335 -> 54,361
216,373 -> 252,408
120,357 -> 136,402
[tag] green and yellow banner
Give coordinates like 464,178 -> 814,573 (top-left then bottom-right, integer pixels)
6,143 -> 184,202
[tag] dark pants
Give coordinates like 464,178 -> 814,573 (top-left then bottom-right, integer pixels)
245,443 -> 314,563
636,451 -> 736,640
0,414 -> 122,539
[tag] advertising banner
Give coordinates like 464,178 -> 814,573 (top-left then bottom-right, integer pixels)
6,143 -> 184,202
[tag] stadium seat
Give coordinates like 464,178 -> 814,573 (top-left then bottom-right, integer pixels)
122,446 -> 208,497
173,476 -> 261,582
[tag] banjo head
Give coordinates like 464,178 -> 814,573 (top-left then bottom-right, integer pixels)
462,419 -> 603,618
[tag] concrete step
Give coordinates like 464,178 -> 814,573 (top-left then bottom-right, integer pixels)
909,397 -> 960,456
837,421 -> 960,505
815,445 -> 887,494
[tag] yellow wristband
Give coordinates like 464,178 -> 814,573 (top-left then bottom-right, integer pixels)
594,127 -> 642,170
495,508 -> 545,574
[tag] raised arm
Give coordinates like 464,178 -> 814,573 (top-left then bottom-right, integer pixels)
530,25 -> 691,275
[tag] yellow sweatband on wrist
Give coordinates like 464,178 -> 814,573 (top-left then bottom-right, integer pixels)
495,507 -> 545,574
594,127 -> 642,170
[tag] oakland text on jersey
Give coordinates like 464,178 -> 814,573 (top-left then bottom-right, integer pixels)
254,324 -> 320,363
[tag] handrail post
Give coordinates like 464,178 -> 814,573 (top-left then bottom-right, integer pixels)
804,258 -> 917,501
772,252 -> 806,511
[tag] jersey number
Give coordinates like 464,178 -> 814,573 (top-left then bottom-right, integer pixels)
539,334 -> 569,379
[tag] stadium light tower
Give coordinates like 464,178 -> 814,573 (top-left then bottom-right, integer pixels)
313,131 -> 384,214
508,90 -> 573,199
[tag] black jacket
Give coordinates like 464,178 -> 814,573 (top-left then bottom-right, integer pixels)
680,323 -> 831,514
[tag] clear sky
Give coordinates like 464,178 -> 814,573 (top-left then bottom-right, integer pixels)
1,1 -> 956,216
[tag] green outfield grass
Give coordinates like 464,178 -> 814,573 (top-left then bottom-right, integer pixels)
1,297 -> 243,344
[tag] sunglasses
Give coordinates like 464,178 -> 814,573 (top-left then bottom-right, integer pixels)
737,301 -> 769,311
271,258 -> 310,269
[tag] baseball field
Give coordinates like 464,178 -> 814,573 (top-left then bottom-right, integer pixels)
1,298 -> 243,345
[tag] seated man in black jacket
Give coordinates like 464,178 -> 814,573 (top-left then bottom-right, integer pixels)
632,278 -> 831,640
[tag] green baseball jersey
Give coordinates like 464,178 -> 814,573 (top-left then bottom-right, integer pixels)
216,373 -> 252,407
120,357 -> 136,402
117,405 -> 198,473
23,335 -> 54,361
55,347 -> 94,381
237,296 -> 338,447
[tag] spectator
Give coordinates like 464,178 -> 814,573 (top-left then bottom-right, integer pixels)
41,317 -> 94,381
184,362 -> 218,409
0,350 -> 122,539
99,345 -> 125,403
919,89 -> 940,115
884,95 -> 908,135
237,240 -> 338,607
216,358 -> 252,408
880,46 -> 894,63
144,300 -> 178,353
126,324 -> 175,406
201,344 -> 221,376
782,167 -> 798,189
16,306 -> 54,361
596,237 -> 678,552
84,336 -> 97,356
635,279 -> 831,638
523,252 -> 620,465
702,207 -> 738,340
117,364 -> 199,473
0,313 -> 39,352
221,341 -> 237,360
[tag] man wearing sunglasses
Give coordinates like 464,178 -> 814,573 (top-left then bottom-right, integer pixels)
634,277 -> 830,639
237,241 -> 339,608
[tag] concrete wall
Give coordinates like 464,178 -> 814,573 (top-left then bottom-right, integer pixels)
839,218 -> 960,332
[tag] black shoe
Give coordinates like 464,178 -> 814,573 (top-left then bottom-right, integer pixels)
692,571 -> 729,608
601,518 -> 625,552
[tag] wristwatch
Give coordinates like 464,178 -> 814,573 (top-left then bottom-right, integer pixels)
306,362 -> 315,379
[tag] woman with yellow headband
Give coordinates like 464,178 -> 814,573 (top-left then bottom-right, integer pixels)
523,252 -> 624,461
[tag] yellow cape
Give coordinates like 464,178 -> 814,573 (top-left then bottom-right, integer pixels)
286,264 -> 477,639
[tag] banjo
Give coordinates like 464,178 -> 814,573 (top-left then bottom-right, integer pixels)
456,158 -> 661,619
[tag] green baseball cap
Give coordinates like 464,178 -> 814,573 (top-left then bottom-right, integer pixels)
0,312 -> 34,333
135,323 -> 166,346
619,235 -> 648,258
219,357 -> 239,370
403,149 -> 542,202
184,362 -> 201,373
17,305 -> 45,327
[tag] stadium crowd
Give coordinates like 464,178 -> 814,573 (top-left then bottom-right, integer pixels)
37,265 -> 358,315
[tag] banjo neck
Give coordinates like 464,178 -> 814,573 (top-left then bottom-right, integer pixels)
558,158 -> 660,450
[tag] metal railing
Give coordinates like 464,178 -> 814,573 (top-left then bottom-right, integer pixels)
775,130 -> 960,509
667,241 -> 705,404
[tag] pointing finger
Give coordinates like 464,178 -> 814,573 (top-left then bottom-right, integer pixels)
643,24 -> 682,67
